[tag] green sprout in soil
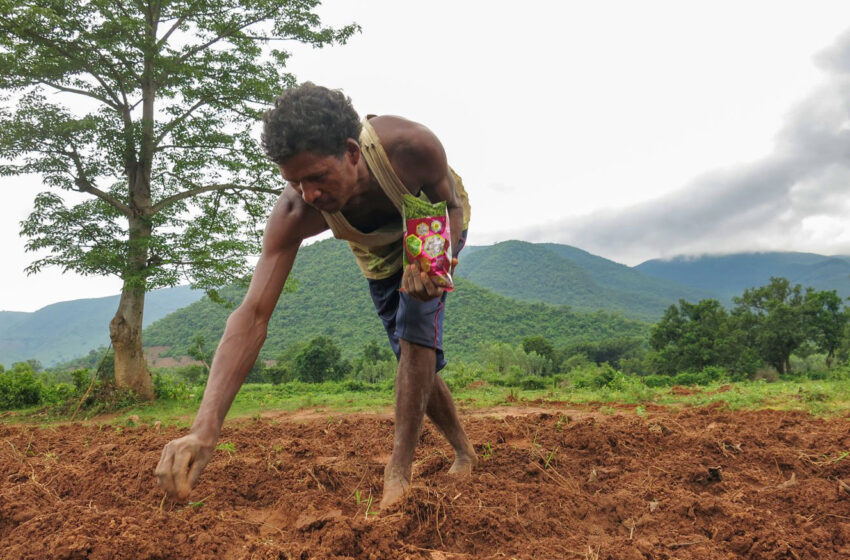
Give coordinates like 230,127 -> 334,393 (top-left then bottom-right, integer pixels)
355,490 -> 377,518
544,446 -> 558,469
216,442 -> 236,455
185,493 -> 214,511
555,414 -> 568,431
482,442 -> 493,460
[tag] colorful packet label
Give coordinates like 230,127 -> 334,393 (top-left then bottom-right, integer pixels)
402,196 -> 454,291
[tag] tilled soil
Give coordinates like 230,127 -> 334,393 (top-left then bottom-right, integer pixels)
2,404 -> 850,559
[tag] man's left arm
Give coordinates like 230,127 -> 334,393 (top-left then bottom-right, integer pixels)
399,127 -> 463,301
417,141 -> 463,266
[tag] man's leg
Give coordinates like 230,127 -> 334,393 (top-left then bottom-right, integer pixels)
425,375 -> 478,475
381,339 -> 436,509
381,339 -> 478,509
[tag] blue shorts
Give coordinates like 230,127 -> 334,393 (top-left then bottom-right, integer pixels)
368,230 -> 467,372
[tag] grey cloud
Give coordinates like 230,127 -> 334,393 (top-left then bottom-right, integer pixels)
504,30 -> 850,265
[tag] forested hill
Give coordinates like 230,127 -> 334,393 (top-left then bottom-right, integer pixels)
455,241 -> 709,321
144,238 -> 648,361
0,286 -> 202,366
636,252 -> 850,304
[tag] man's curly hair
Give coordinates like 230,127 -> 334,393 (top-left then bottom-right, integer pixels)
262,82 -> 362,164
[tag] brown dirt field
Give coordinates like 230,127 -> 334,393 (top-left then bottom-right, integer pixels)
2,406 -> 850,559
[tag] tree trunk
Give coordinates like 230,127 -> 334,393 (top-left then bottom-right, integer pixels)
110,211 -> 154,400
110,283 -> 154,400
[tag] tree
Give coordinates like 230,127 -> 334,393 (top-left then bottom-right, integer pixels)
733,277 -> 806,374
187,334 -> 214,375
803,289 -> 849,367
0,0 -> 358,399
649,298 -> 754,375
294,336 -> 347,383
563,337 -> 645,369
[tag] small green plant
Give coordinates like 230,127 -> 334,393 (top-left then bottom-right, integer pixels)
184,493 -> 214,511
821,451 -> 849,464
364,494 -> 377,518
544,446 -> 558,469
635,405 -> 647,417
216,442 -> 236,455
555,414 -> 568,431
482,442 -> 493,460
355,490 -> 377,518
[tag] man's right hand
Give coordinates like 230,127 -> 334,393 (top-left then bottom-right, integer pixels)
155,432 -> 215,500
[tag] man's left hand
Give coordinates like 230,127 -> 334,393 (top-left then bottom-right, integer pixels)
401,261 -> 444,301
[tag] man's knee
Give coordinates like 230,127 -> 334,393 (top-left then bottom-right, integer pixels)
398,339 -> 437,367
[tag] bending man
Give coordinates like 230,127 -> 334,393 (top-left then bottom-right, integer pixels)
156,83 -> 477,509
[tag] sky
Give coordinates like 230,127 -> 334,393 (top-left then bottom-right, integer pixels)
3,0 -> 850,311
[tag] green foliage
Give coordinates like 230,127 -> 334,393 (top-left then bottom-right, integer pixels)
0,0 -> 358,392
733,278 -> 807,374
522,336 -> 555,363
566,363 -> 619,389
153,374 -> 192,401
643,366 -> 742,388
1,0 -> 359,291
294,336 -> 349,383
176,365 -> 206,385
263,362 -> 290,385
803,289 -> 849,366
650,298 -> 756,375
562,336 -> 646,369
0,362 -> 43,409
187,335 -> 214,375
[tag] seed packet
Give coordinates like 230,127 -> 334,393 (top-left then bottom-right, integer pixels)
402,194 -> 454,291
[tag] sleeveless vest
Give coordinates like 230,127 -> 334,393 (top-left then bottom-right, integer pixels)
320,118 -> 471,279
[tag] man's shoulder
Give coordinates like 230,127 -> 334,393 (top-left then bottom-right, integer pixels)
368,115 -> 441,154
368,115 -> 446,181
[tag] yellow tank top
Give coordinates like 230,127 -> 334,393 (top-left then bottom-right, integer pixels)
320,118 -> 471,279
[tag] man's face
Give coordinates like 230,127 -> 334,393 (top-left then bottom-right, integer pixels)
278,144 -> 359,213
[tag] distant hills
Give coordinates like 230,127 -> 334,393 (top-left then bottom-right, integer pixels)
4,242 -> 850,368
144,239 -> 648,362
456,241 -> 711,321
636,252 -> 850,304
0,285 -> 203,366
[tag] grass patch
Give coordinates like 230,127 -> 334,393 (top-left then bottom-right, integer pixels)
3,375 -> 850,428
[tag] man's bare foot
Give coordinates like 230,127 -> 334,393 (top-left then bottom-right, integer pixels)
448,449 -> 478,475
379,476 -> 409,510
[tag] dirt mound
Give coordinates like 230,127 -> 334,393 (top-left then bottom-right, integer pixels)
2,406 -> 850,559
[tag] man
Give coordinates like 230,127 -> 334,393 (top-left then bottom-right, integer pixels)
156,83 -> 477,509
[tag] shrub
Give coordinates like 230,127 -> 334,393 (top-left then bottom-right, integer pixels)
264,363 -> 291,385
567,363 -> 618,389
0,363 -> 43,409
153,374 -> 192,400
520,376 -> 546,390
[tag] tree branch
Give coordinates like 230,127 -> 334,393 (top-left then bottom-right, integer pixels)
12,26 -> 126,108
166,11 -> 274,71
151,181 -> 281,214
153,98 -> 207,147
36,79 -> 120,110
155,13 -> 189,50
66,146 -> 132,216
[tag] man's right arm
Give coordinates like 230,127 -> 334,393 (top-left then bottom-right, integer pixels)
156,186 -> 327,499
